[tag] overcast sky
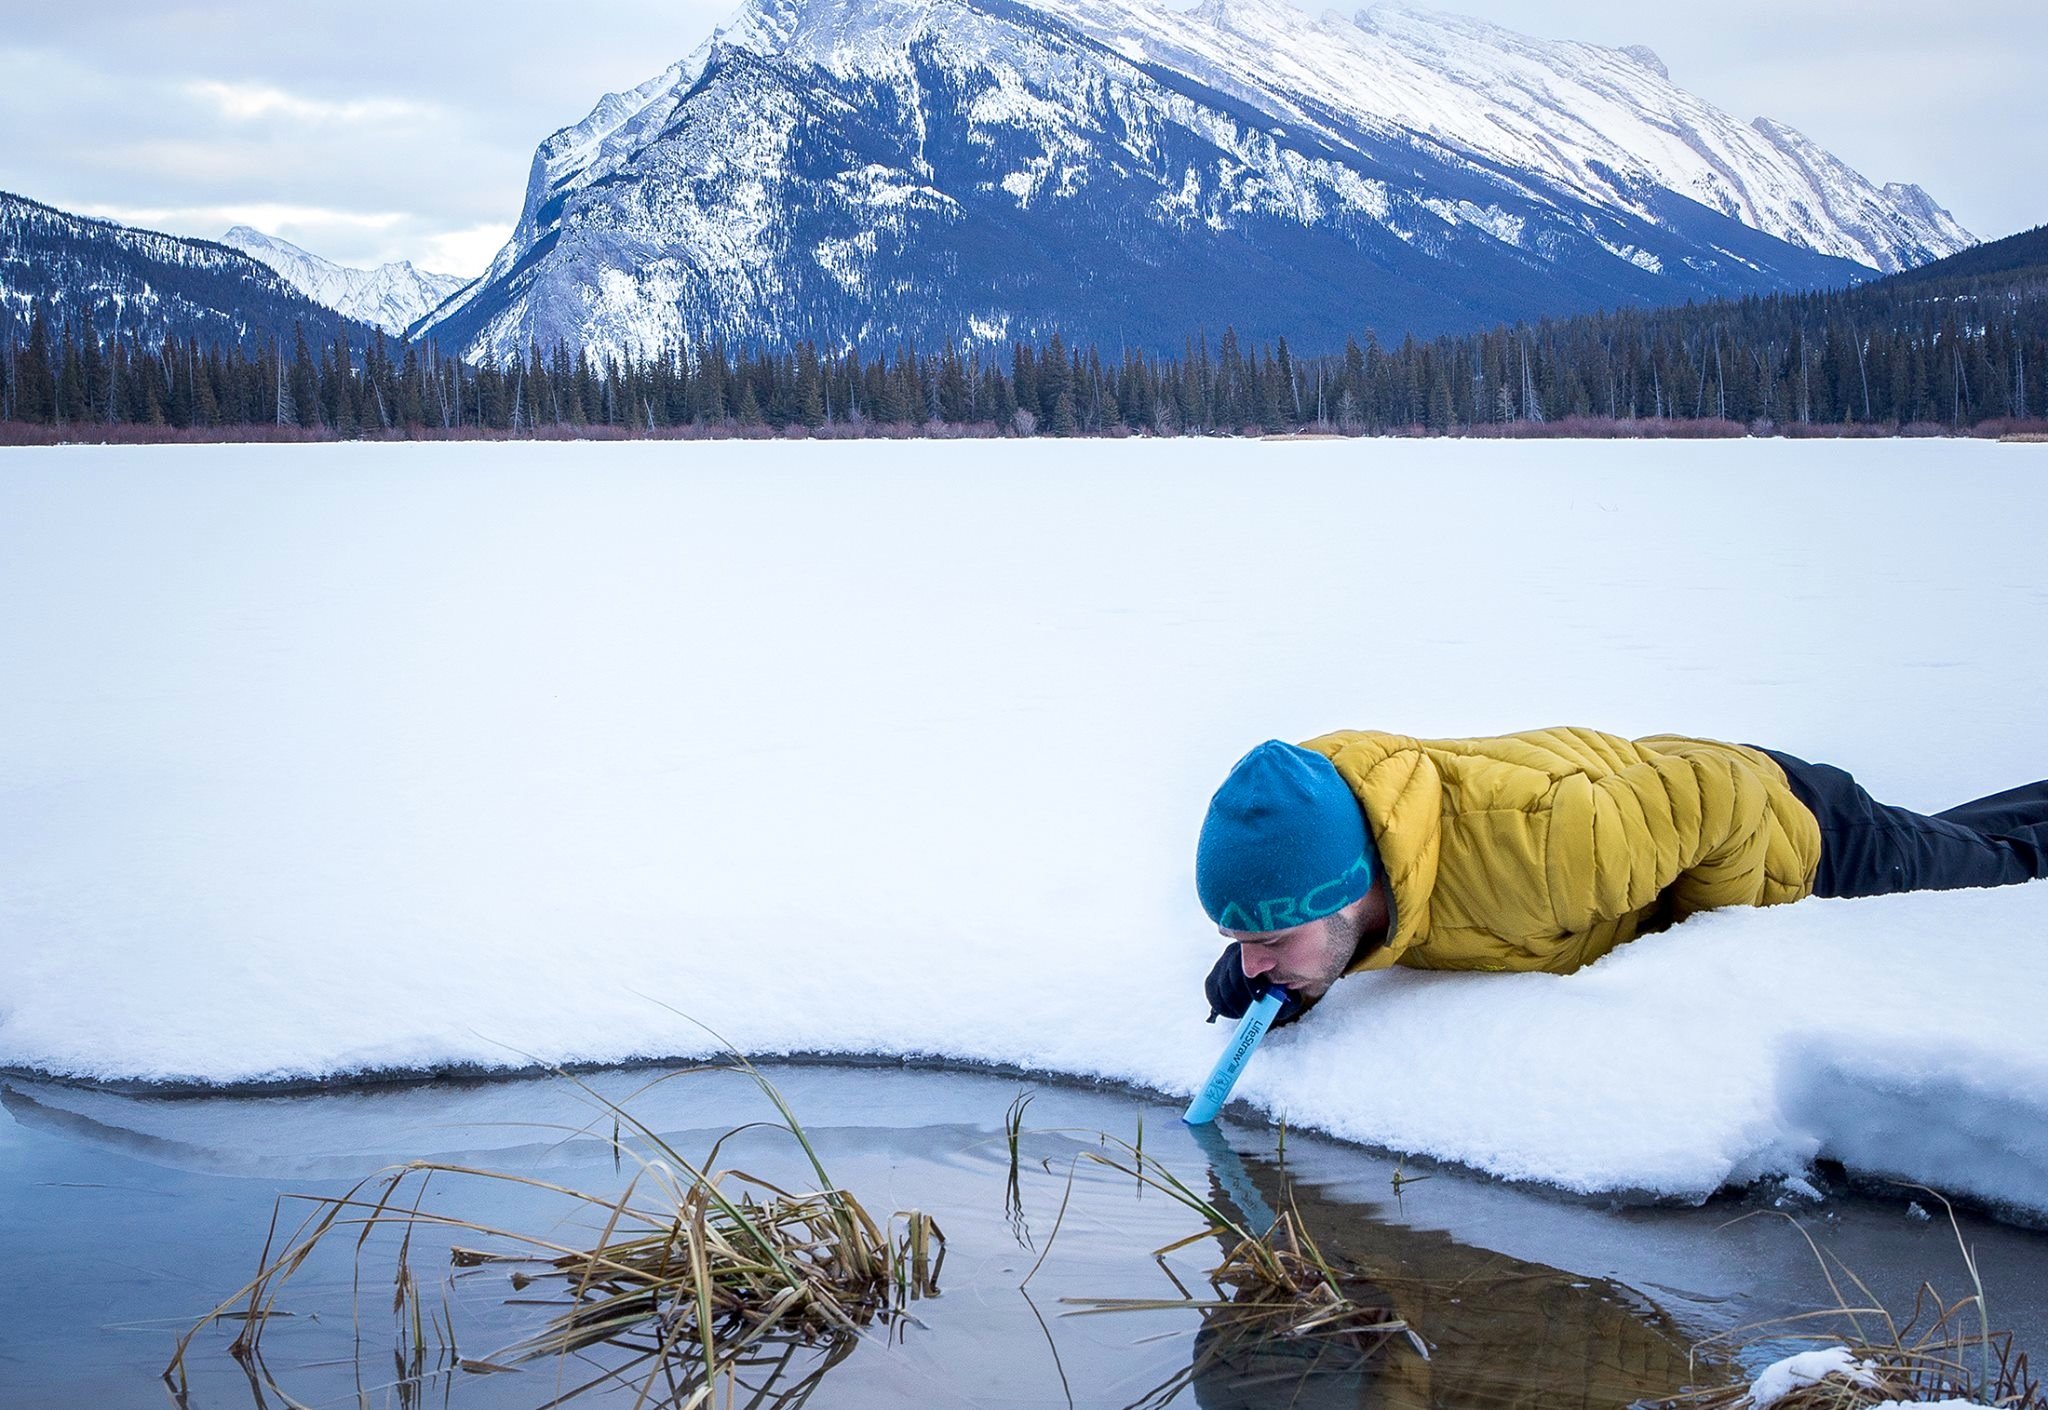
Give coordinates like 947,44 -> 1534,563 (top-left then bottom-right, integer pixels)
2,0 -> 2040,278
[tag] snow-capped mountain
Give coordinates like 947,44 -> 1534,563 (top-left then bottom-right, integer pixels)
1089,0 -> 1970,273
418,0 -> 1972,362
0,190 -> 374,351
221,227 -> 469,338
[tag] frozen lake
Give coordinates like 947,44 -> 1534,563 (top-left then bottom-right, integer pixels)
2,437 -> 2046,1216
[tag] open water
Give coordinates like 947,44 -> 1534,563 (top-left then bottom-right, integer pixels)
4,1063 -> 2045,1409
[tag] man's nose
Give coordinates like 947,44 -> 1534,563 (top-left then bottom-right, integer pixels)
1240,944 -> 1275,979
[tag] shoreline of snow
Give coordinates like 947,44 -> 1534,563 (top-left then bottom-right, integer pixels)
0,1048 -> 1181,1104
9,1029 -> 2047,1233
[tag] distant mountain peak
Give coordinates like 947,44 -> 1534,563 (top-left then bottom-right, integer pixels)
220,227 -> 468,337
1882,182 -> 1960,231
1619,43 -> 1667,79
1194,0 -> 1309,27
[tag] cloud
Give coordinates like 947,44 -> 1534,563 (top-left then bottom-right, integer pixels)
65,201 -> 503,277
418,224 -> 515,279
181,80 -> 441,127
1,42 -> 520,269
75,202 -> 411,238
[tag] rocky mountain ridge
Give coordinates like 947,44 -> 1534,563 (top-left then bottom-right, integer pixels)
414,0 -> 1970,361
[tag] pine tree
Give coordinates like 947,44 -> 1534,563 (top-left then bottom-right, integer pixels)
164,341 -> 196,428
796,343 -> 826,428
1426,365 -> 1454,431
79,307 -> 104,422
17,305 -> 56,423
283,325 -> 317,427
1049,389 -> 1077,436
937,341 -> 967,423
135,335 -> 167,425
1038,332 -> 1068,425
56,319 -> 87,423
1254,346 -> 1283,432
190,339 -> 220,426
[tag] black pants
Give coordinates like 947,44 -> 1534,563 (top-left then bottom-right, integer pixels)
1760,749 -> 2048,899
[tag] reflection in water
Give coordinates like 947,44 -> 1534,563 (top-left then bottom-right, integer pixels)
1176,1128 -> 1722,1410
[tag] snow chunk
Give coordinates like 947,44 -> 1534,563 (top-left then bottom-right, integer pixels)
1744,1348 -> 1878,1407
1776,1028 -> 2048,1221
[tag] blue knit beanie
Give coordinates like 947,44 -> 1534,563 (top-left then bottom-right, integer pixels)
1197,741 -> 1376,933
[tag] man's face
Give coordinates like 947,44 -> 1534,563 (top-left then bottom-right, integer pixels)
1221,894 -> 1371,998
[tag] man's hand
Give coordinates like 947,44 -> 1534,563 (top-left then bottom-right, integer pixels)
1203,945 -> 1306,1027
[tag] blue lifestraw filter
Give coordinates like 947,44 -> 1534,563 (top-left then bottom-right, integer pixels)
1184,988 -> 1287,1125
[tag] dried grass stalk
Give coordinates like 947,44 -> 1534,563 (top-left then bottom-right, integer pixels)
164,1054 -> 943,1409
1653,1196 -> 2045,1410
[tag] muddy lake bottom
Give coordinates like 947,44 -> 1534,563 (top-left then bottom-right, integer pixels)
3,1064 -> 2045,1410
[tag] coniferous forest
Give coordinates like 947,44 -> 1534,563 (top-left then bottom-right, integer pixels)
4,225 -> 2044,441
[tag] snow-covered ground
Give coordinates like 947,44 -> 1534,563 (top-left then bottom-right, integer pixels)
2,438 -> 2044,1216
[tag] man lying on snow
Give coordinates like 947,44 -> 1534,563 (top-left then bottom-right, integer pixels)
1198,729 -> 2048,1026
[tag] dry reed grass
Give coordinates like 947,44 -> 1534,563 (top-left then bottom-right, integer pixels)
1652,1196 -> 2045,1410
164,1052 -> 942,1409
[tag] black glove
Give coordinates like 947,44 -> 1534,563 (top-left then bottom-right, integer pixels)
1203,944 -> 1305,1027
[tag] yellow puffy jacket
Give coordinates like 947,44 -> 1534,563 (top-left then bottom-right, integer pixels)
1301,727 -> 1823,974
